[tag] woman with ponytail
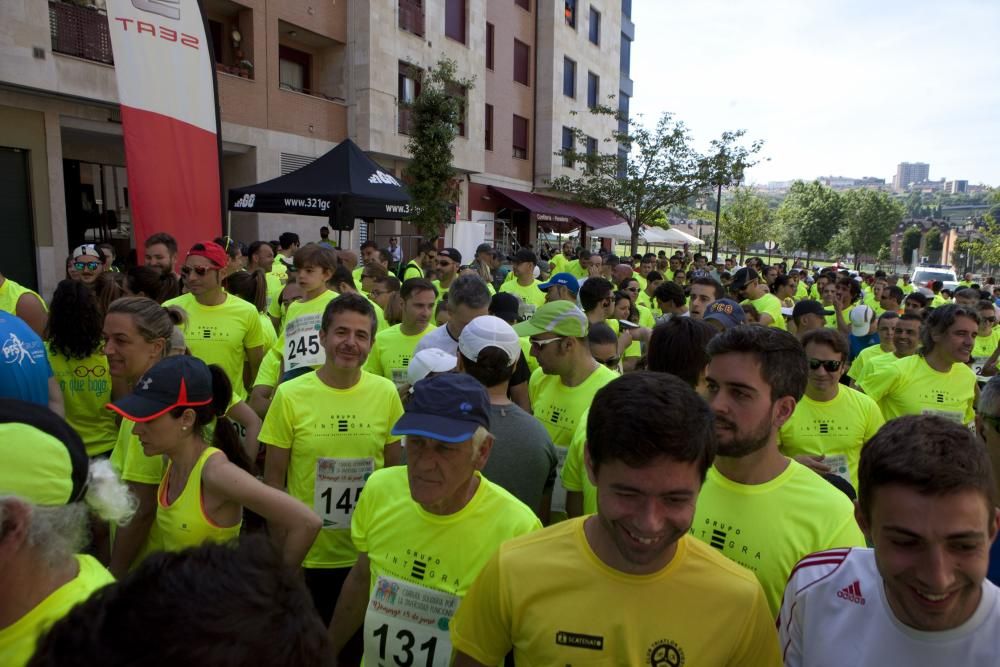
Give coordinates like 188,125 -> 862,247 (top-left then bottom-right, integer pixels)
225,268 -> 277,349
108,356 -> 320,565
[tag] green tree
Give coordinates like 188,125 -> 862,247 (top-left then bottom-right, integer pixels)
403,59 -> 473,240
830,189 -> 905,269
966,190 -> 1000,269
703,130 -> 766,262
924,227 -> 943,263
775,180 -> 844,265
550,108 -> 707,257
720,187 -> 771,261
901,226 -> 922,264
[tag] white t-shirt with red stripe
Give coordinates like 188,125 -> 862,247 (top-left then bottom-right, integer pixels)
778,547 -> 1000,666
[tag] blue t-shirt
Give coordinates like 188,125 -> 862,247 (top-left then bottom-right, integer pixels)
0,313 -> 51,406
849,333 -> 879,362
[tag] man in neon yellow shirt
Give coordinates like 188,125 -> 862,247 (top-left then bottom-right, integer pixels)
364,278 -> 437,387
432,247 -> 462,301
731,267 -> 786,330
0,272 -> 47,337
400,240 -> 437,282
856,313 -> 921,386
498,248 -> 545,319
694,326 -> 866,614
779,328 -> 885,490
848,311 -> 896,385
262,294 -> 404,628
0,400 -> 133,667
247,240 -> 283,318
326,374 -> 540,664
972,299 -> 1000,384
514,300 -> 617,516
547,241 -> 574,275
451,372 -> 781,666
860,304 -> 978,424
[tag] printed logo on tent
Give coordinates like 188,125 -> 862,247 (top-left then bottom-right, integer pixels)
131,0 -> 181,20
232,194 -> 256,209
368,170 -> 401,187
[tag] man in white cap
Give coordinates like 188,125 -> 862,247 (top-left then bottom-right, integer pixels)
848,303 -> 877,363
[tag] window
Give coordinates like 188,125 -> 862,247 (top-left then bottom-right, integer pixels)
617,147 -> 628,178
279,45 -> 311,93
587,71 -> 599,108
398,0 -> 425,37
515,0 -> 530,9
513,39 -> 530,86
588,7 -> 600,44
561,126 -> 575,167
447,82 -> 467,136
512,115 -> 529,159
586,136 -> 598,156
565,0 -> 576,28
620,34 -> 631,75
618,92 -> 629,134
622,0 -> 631,18
398,61 -> 421,134
486,22 -> 494,70
563,57 -> 576,97
485,104 -> 494,151
445,0 -> 466,43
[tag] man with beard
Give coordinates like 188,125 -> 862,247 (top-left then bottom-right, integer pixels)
692,326 -> 865,614
450,372 -> 780,666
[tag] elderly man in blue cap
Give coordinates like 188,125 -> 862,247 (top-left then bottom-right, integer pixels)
327,373 -> 540,665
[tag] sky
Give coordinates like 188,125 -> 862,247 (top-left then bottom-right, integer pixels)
629,0 -> 1000,187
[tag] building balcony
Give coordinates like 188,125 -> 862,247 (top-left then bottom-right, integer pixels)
49,1 -> 114,65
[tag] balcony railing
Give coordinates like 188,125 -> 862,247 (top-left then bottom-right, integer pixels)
49,1 -> 114,65
398,0 -> 424,37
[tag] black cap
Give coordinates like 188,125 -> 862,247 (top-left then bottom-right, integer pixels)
792,300 -> 833,319
109,356 -> 213,422
731,267 -> 760,292
391,374 -> 491,443
438,248 -> 462,264
513,248 -> 537,264
490,292 -> 520,324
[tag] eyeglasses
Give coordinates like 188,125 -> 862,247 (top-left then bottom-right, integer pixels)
181,265 -> 213,276
982,316 -> 997,324
808,358 -> 843,372
73,365 -> 107,377
74,261 -> 100,271
529,336 -> 564,351
594,355 -> 621,369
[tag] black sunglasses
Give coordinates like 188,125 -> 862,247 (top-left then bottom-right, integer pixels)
74,261 -> 100,271
595,355 -> 621,369
181,265 -> 214,276
808,358 -> 842,372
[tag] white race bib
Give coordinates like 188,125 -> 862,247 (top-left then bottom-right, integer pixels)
391,368 -> 408,388
921,408 -> 964,424
823,454 -> 850,484
972,356 -> 990,384
364,575 -> 458,667
550,445 -> 569,514
518,300 -> 536,320
313,457 -> 373,529
285,314 -> 324,369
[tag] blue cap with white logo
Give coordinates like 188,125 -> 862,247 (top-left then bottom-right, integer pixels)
391,374 -> 491,443
538,272 -> 580,295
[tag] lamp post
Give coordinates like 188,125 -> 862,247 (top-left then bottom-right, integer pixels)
712,180 -> 722,265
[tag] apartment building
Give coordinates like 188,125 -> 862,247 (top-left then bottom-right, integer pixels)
0,0 -> 634,295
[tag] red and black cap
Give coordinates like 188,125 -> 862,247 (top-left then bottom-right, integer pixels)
108,356 -> 213,423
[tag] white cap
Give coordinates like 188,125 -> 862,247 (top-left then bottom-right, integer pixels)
849,304 -> 874,336
458,315 -> 522,367
406,348 -> 457,386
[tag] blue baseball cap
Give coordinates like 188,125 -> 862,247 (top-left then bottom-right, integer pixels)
391,374 -> 491,443
538,272 -> 580,295
704,299 -> 746,330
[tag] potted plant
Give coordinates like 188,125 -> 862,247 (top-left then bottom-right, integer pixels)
237,58 -> 253,78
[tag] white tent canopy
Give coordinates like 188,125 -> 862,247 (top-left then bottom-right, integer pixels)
591,223 -> 705,246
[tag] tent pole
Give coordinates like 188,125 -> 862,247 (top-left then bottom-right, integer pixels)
226,210 -> 231,237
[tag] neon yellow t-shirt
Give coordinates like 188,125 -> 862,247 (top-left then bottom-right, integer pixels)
400,261 -> 424,282
778,387 -> 885,490
528,364 -> 617,514
366,295 -> 388,332
162,293 -> 266,402
859,354 -> 977,424
863,294 -> 885,316
274,289 -> 338,372
748,292 -> 787,330
0,277 -> 46,316
855,351 -> 906,387
549,253 -> 568,274
252,347 -> 281,389
451,519 -> 781,666
795,281 -> 809,301
971,328 -> 1000,382
0,555 -> 113,667
565,259 -> 588,279
259,371 -> 404,569
46,345 -> 117,457
363,323 -> 436,386
824,306 -> 843,330
258,312 -> 277,350
931,293 -> 950,307
271,257 -> 290,282
264,271 -> 283,314
109,418 -> 166,485
518,337 -> 538,373
152,447 -> 241,554
690,460 -> 866,615
351,466 -> 540,666
498,279 -> 545,319
560,407 -> 597,515
847,344 -> 892,383
352,266 -> 365,291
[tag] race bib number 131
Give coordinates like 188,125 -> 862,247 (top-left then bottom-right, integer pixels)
364,576 -> 459,667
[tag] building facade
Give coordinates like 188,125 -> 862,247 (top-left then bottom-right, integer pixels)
892,161 -> 930,191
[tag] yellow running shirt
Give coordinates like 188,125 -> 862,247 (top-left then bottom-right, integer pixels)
560,408 -> 598,515
690,460 -> 866,615
163,293 -> 266,402
259,371 -> 404,569
847,344 -> 892,384
748,292 -> 787,330
795,281 -> 809,301
109,418 -> 166,484
858,354 -> 977,424
400,261 -> 424,282
498,280 -> 546,319
0,555 -> 113,667
971,327 -> 1000,383
264,272 -> 283,312
258,312 -> 277,350
46,345 -> 117,457
152,447 -> 241,554
253,347 -> 281,389
0,277 -> 46,316
363,323 -> 436,386
352,466 -> 540,667
528,364 -> 617,513
451,518 -> 781,666
778,387 -> 885,490
275,289 -> 338,373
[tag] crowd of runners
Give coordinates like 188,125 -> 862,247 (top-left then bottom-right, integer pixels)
2,232 -> 999,665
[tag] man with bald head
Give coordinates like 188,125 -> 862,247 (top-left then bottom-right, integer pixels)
612,263 -> 633,287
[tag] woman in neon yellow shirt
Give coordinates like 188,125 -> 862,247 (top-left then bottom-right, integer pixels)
109,355 -> 320,566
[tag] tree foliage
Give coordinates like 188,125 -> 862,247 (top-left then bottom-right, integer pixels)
923,227 -> 943,263
901,226 -> 922,263
550,108 -> 707,256
720,187 -> 771,260
830,189 -> 905,269
703,131 -> 766,262
403,59 -> 474,241
775,181 -> 844,263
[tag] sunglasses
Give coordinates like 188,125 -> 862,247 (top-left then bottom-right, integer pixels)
181,265 -> 214,276
594,355 -> 621,369
808,358 -> 842,372
529,336 -> 564,350
74,261 -> 100,271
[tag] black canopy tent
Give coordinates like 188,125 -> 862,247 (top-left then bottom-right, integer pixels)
227,138 -> 412,234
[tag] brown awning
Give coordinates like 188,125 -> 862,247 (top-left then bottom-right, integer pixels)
488,186 -> 625,232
